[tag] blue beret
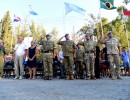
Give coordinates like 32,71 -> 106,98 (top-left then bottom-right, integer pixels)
107,31 -> 112,35
85,33 -> 90,37
46,34 -> 51,37
65,33 -> 69,37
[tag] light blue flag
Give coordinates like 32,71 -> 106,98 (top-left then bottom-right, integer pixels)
29,5 -> 38,15
64,2 -> 86,15
30,11 -> 38,15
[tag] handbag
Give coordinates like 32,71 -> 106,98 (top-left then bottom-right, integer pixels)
23,60 -> 27,65
23,56 -> 28,65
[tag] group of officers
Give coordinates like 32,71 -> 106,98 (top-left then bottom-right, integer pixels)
0,31 -> 123,80
37,31 -> 122,80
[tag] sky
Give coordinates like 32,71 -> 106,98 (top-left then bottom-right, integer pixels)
0,0 -> 128,37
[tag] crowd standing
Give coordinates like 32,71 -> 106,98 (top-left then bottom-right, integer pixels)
1,31 -> 130,80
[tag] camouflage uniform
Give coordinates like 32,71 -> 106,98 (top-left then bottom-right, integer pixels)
75,48 -> 85,79
58,40 -> 76,79
40,40 -> 56,80
80,40 -> 96,78
105,38 -> 121,79
0,45 -> 5,78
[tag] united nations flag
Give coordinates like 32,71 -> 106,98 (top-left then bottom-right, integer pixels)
100,0 -> 116,10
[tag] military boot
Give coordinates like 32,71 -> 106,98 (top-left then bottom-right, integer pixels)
86,76 -> 91,80
70,75 -> 74,80
44,76 -> 48,80
48,77 -> 52,80
66,75 -> 70,80
111,75 -> 116,80
117,75 -> 122,80
91,76 -> 96,80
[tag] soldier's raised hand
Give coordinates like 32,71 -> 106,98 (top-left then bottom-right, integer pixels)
60,36 -> 65,40
41,35 -> 46,39
61,36 -> 65,39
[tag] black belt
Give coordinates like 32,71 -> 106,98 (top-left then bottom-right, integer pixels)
85,51 -> 94,53
45,51 -> 52,53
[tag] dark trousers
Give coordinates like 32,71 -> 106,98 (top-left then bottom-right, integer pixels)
95,57 -> 100,78
75,61 -> 83,78
53,61 -> 60,77
60,63 -> 66,78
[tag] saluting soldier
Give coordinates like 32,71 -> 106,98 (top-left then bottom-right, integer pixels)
57,34 -> 76,80
79,33 -> 96,80
38,34 -> 56,80
100,31 -> 122,80
0,40 -> 6,79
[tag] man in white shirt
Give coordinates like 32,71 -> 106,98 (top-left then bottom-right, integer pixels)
14,37 -> 27,79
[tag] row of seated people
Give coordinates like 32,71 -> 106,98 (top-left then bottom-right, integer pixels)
3,56 -> 110,79
3,49 -> 110,79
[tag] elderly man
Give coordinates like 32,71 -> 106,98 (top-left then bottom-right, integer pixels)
14,37 -> 27,80
100,31 -> 122,80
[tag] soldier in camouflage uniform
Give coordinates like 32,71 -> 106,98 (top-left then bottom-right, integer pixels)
0,41 -> 6,79
38,34 -> 56,80
79,33 -> 96,80
75,44 -> 85,79
100,31 -> 122,80
57,34 -> 76,80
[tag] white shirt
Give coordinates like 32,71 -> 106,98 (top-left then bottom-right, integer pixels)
14,42 -> 27,56
59,50 -> 64,61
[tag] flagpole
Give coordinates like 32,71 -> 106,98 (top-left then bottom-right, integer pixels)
63,2 -> 65,36
123,2 -> 130,50
27,5 -> 32,48
11,22 -> 14,52
124,16 -> 130,50
98,0 -> 104,37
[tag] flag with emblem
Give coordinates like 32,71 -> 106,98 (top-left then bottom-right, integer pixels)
100,0 -> 116,10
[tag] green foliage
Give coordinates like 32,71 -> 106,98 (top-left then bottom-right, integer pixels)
1,11 -> 14,52
78,8 -> 130,48
30,21 -> 46,42
0,20 -> 2,38
50,27 -> 59,48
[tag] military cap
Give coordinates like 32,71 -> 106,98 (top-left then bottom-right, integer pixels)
65,33 -> 69,37
107,31 -> 112,35
46,34 -> 51,37
85,33 -> 90,37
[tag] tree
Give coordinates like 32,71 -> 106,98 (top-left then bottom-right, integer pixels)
30,21 -> 46,42
116,6 -> 130,48
71,26 -> 78,43
51,27 -> 59,38
51,27 -> 59,42
77,12 -> 128,48
0,20 -> 2,38
30,21 -> 36,37
1,11 -> 14,52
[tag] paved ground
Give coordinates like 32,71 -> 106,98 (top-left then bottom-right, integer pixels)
0,76 -> 130,100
